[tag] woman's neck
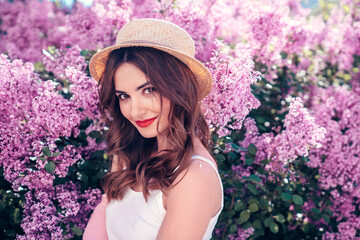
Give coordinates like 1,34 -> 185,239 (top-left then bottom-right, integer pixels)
156,134 -> 168,152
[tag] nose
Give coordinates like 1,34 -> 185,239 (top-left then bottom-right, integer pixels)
130,96 -> 146,119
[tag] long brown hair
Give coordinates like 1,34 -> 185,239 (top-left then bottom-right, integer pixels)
98,47 -> 210,201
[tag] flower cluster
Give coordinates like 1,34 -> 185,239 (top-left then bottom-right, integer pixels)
236,98 -> 326,176
1,0 -> 360,238
0,0 -> 65,62
307,84 -> 360,238
160,0 -> 217,62
42,45 -> 87,79
0,53 -> 103,237
17,183 -> 101,240
202,41 -> 261,137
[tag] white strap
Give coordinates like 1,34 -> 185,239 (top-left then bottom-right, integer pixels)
191,155 -> 217,170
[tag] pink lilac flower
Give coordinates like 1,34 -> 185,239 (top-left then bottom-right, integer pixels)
29,80 -> 82,139
66,67 -> 100,121
0,0 -> 66,62
42,45 -> 87,79
228,226 -> 254,240
0,54 -> 82,190
60,0 -> 132,50
131,0 -> 162,19
237,98 -> 325,175
307,84 -> 360,238
202,40 -> 261,137
159,0 -> 217,62
18,190 -> 63,240
270,97 -> 326,164
17,184 -> 102,240
237,118 -> 275,165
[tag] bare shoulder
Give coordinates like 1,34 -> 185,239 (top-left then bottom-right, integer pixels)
158,153 -> 222,239
165,154 -> 222,215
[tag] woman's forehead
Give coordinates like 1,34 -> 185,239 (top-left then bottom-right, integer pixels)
114,63 -> 149,91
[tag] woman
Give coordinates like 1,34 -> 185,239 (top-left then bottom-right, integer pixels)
84,18 -> 223,240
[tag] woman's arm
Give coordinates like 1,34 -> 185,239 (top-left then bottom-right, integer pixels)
156,159 -> 222,240
83,154 -> 121,240
83,193 -> 109,240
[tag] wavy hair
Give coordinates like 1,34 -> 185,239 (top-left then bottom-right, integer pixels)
98,47 -> 211,201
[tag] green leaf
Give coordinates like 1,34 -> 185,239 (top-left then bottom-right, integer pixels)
242,222 -> 252,229
239,210 -> 250,224
248,144 -> 257,155
259,198 -> 268,209
95,136 -> 104,144
52,152 -> 61,157
253,219 -> 262,229
264,217 -> 273,227
247,198 -> 259,205
312,213 -> 322,221
80,49 -> 89,56
71,226 -> 82,236
281,192 -> 292,201
42,147 -> 51,157
216,154 -> 226,161
270,222 -> 279,233
226,210 -> 235,218
0,202 -> 5,212
254,181 -> 266,191
228,152 -> 237,160
229,224 -> 237,234
292,194 -> 304,205
247,183 -> 258,195
12,208 -> 21,224
89,130 -> 101,139
311,208 -> 321,214
234,201 -> 245,211
45,161 -> 56,174
322,214 -> 331,224
232,143 -> 247,151
249,174 -> 261,182
249,203 -> 259,213
274,214 -> 285,223
245,154 -> 254,165
253,228 -> 265,238
324,208 -> 333,216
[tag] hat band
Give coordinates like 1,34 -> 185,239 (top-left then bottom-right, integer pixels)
120,40 -> 174,50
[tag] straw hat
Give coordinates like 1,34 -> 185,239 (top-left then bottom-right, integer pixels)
89,18 -> 213,100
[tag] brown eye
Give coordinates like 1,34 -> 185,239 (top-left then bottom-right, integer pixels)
118,94 -> 129,100
144,87 -> 156,94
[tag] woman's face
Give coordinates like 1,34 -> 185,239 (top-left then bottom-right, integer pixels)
114,62 -> 171,141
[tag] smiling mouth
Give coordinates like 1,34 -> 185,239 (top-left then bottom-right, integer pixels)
135,117 -> 157,128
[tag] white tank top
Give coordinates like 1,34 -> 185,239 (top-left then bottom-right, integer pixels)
106,155 -> 224,240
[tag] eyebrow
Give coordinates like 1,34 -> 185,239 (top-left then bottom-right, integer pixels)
115,82 -> 151,94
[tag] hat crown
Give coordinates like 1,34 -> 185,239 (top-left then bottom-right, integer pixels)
116,19 -> 195,57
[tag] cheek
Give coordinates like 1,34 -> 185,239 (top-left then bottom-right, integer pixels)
150,95 -> 162,112
119,102 -> 130,119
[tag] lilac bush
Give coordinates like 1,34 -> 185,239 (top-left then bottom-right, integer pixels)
202,41 -> 261,137
0,48 -> 105,238
307,83 -> 360,239
0,0 -> 360,239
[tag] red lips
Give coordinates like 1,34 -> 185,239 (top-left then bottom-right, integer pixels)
135,117 -> 157,128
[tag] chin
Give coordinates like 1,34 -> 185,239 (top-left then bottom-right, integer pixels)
136,130 -> 159,139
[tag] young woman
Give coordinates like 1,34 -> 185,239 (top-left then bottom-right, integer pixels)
84,18 -> 223,240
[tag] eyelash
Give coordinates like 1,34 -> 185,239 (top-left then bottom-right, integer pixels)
117,87 -> 156,101
144,87 -> 156,94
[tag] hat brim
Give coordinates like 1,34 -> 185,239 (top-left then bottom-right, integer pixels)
89,43 -> 213,100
